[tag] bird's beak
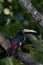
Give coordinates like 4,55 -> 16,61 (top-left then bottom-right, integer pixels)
22,29 -> 37,34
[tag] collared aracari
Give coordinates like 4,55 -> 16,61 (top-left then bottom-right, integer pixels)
6,29 -> 37,56
0,29 -> 37,57
9,29 -> 37,49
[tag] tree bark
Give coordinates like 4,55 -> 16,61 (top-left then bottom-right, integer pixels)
18,0 -> 43,28
0,32 -> 10,50
14,50 -> 43,65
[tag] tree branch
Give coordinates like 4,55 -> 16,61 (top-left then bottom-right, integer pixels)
18,0 -> 43,27
14,50 -> 43,65
0,32 -> 10,50
0,50 -> 43,65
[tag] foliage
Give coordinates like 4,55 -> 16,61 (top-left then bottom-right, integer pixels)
0,0 -> 43,65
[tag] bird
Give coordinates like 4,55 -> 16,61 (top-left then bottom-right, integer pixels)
0,29 -> 38,56
6,29 -> 37,56
9,29 -> 37,49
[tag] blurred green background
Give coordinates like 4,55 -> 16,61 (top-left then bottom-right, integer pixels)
0,0 -> 43,65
